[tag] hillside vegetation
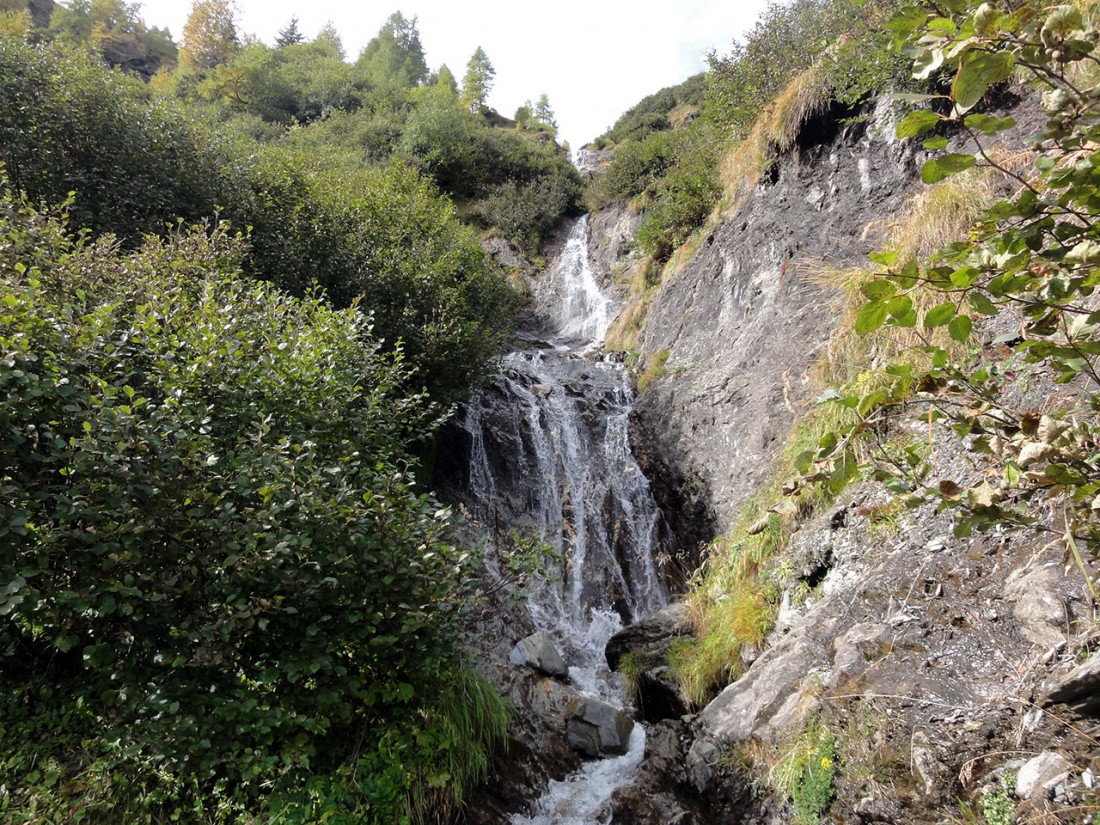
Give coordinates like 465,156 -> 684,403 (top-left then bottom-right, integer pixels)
0,2 -> 578,822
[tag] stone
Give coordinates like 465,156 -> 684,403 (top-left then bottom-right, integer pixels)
635,667 -> 690,723
1004,561 -> 1069,649
1016,751 -> 1071,800
509,631 -> 568,678
605,602 -> 691,670
1046,652 -> 1100,715
565,697 -> 634,757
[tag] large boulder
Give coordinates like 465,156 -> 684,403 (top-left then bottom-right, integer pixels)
565,697 -> 635,757
510,631 -> 569,678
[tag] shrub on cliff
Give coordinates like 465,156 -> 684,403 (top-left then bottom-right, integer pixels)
0,185 -> 506,821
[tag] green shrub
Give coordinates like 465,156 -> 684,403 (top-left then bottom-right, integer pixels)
0,38 -> 519,405
0,186 -> 501,818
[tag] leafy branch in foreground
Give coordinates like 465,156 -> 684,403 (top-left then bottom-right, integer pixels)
794,1 -> 1100,551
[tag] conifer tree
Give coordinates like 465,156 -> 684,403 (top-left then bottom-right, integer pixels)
461,45 -> 494,112
274,15 -> 302,47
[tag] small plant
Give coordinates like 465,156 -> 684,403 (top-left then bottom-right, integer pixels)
617,651 -> 644,700
637,348 -> 672,392
978,780 -> 1016,825
770,718 -> 839,825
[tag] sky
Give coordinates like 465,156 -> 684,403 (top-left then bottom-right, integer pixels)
134,0 -> 773,149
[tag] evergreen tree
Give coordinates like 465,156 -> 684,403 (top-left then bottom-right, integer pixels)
533,92 -> 557,134
356,11 -> 427,88
274,15 -> 302,47
312,22 -> 344,60
436,63 -> 457,96
461,45 -> 493,112
180,0 -> 237,69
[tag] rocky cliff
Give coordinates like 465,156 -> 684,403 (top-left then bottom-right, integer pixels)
592,97 -> 1100,824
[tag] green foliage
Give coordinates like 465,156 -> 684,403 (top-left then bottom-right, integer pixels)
705,0 -> 907,139
831,0 -> 1100,553
770,719 -> 838,824
978,782 -> 1016,825
0,185 -> 505,821
595,74 -> 706,147
461,45 -> 494,112
0,39 -> 519,405
355,11 -> 428,90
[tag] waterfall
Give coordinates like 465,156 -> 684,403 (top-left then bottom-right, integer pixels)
455,216 -> 667,823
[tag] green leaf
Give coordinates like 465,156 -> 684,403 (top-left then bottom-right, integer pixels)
954,51 -> 1014,112
855,300 -> 889,335
967,291 -> 999,315
921,153 -> 977,184
922,135 -> 949,151
887,295 -> 917,327
913,47 -> 946,80
963,113 -> 1016,136
924,302 -> 958,328
860,280 -> 897,300
948,314 -> 973,342
897,110 -> 941,139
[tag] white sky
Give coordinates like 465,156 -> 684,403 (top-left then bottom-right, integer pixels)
134,0 -> 772,148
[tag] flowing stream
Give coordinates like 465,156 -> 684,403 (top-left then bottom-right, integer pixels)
458,216 -> 668,823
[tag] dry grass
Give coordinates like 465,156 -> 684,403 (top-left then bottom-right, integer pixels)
802,161 -> 1009,385
718,63 -> 831,205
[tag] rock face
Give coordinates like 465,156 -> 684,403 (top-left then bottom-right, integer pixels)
565,697 -> 635,757
631,100 -> 921,537
1046,652 -> 1100,714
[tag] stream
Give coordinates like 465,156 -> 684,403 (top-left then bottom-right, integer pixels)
457,216 -> 669,823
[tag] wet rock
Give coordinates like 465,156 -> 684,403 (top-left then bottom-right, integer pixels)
565,697 -> 635,757
510,631 -> 568,678
1016,751 -> 1071,800
1046,652 -> 1100,714
606,602 -> 691,669
635,667 -> 691,723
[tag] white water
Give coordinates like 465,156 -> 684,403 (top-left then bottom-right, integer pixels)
456,216 -> 666,824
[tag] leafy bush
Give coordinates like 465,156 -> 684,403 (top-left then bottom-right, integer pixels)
0,38 -> 518,405
0,187 -> 505,818
595,73 -> 706,147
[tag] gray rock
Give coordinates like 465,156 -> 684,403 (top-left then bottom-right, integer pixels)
565,697 -> 634,757
1016,751 -> 1071,800
510,631 -> 568,678
606,602 -> 691,670
1004,561 -> 1069,649
1046,652 -> 1100,714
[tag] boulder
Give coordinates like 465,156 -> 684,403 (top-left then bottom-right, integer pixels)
509,631 -> 568,678
565,697 -> 634,757
635,667 -> 690,723
606,602 -> 691,670
1004,561 -> 1070,650
1046,652 -> 1100,715
1016,751 -> 1072,800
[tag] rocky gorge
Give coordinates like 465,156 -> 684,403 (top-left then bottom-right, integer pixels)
440,93 -> 1100,824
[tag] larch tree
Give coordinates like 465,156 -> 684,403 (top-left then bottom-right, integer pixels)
461,45 -> 494,112
180,0 -> 237,70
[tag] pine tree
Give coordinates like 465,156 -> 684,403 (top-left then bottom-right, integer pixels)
180,0 -> 237,70
274,15 -> 302,48
461,46 -> 494,112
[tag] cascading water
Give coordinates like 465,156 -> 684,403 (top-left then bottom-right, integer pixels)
456,216 -> 668,823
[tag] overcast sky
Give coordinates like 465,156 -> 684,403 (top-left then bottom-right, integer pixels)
134,0 -> 772,148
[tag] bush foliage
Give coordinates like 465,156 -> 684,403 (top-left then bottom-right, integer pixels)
0,38 -> 519,405
0,186 -> 505,821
